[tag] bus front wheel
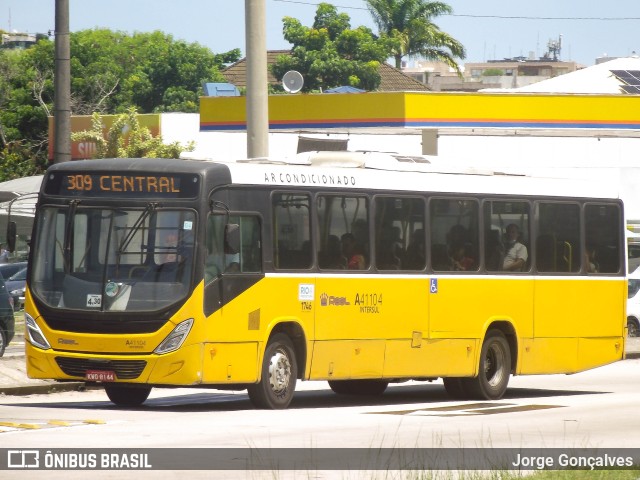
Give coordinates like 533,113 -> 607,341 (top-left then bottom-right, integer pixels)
466,329 -> 511,400
248,334 -> 297,409
104,385 -> 152,407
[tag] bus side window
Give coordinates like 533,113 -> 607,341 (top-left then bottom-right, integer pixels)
484,200 -> 530,273
374,196 -> 424,271
272,193 -> 312,270
535,202 -> 579,273
205,215 -> 225,282
585,203 -> 621,274
430,198 -> 479,272
317,195 -> 369,271
206,214 -> 262,278
231,215 -> 262,273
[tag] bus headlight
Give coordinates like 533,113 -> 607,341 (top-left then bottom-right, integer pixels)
25,313 -> 51,350
154,318 -> 194,354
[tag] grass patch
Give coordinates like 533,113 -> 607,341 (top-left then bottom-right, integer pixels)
524,470 -> 639,479
343,469 -> 639,480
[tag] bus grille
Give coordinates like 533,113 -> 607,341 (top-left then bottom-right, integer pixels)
55,357 -> 147,380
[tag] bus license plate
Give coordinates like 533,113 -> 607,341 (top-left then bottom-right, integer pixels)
86,370 -> 116,382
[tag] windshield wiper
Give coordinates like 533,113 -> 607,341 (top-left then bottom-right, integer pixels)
62,200 -> 80,273
118,202 -> 158,254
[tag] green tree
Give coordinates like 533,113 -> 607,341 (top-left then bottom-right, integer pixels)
0,29 -> 240,174
0,47 -> 49,179
0,141 -> 45,182
365,0 -> 466,72
6,28 -> 240,118
71,108 -> 194,159
68,29 -> 238,114
272,3 -> 392,92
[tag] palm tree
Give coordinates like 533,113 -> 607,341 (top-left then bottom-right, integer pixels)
365,0 -> 466,73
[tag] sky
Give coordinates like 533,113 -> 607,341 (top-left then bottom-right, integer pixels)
2,0 -> 640,67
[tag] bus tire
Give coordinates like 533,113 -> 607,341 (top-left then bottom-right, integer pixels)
248,334 -> 297,409
328,379 -> 389,396
628,318 -> 639,337
104,385 -> 152,407
466,329 -> 511,400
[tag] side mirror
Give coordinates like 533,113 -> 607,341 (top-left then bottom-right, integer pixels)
6,221 -> 16,253
224,224 -> 240,255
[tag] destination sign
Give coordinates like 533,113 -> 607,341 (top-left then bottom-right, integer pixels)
44,172 -> 200,198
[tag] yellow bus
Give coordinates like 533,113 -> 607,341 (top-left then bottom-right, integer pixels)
19,152 -> 627,408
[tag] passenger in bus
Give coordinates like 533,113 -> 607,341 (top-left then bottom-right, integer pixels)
445,225 -> 475,271
377,246 -> 401,270
485,229 -> 505,271
404,229 -> 425,269
447,225 -> 468,255
585,244 -> 599,273
390,226 -> 404,260
149,231 -> 193,282
341,233 -> 365,270
319,235 -> 346,269
224,250 -> 240,272
159,232 -> 179,264
205,241 -> 238,279
377,228 -> 402,269
451,243 -> 475,271
502,224 -> 528,271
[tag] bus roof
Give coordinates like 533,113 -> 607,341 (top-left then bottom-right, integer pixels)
45,153 -> 620,201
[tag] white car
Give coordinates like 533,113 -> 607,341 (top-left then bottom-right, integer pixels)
627,268 -> 640,337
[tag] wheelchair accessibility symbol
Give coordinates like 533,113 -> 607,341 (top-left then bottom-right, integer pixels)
430,278 -> 438,294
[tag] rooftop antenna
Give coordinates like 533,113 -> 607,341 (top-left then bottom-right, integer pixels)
282,70 -> 304,94
546,35 -> 562,61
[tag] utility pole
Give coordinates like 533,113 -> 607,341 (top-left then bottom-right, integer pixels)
53,0 -> 71,163
244,0 -> 269,159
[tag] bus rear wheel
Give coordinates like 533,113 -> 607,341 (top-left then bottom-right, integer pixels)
104,385 -> 152,407
628,318 -> 639,337
248,334 -> 297,409
328,379 -> 389,395
466,329 -> 511,400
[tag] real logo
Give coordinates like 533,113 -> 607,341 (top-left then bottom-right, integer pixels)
320,293 -> 329,306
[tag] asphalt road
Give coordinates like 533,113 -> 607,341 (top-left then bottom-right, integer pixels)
1,356 -> 639,479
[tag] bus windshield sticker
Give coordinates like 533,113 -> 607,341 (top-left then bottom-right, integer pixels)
86,294 -> 102,308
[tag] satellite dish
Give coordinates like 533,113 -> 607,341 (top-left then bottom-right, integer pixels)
282,70 -> 304,94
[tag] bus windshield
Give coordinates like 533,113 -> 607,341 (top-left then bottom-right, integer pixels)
31,205 -> 196,312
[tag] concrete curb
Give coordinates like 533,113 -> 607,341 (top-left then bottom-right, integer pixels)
0,382 -> 86,396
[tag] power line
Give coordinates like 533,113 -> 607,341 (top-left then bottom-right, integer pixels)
452,14 -> 640,21
272,0 -> 640,21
